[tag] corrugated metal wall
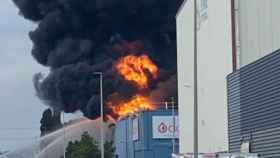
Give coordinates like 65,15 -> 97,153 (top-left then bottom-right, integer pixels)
227,49 -> 280,158
227,71 -> 242,152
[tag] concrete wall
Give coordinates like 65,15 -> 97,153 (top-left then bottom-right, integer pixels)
237,0 -> 280,67
177,0 -> 232,153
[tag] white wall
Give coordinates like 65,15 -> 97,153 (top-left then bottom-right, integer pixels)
177,0 -> 195,153
177,0 -> 232,153
237,0 -> 280,67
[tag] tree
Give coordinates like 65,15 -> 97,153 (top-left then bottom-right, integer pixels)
40,109 -> 53,136
104,141 -> 115,158
40,108 -> 62,136
63,132 -> 115,158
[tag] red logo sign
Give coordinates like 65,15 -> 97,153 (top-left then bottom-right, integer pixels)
158,122 -> 168,133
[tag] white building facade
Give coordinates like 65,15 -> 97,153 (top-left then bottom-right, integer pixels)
176,0 -> 233,153
177,0 -> 280,154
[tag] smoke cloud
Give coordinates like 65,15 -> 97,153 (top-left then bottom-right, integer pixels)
13,0 -> 182,119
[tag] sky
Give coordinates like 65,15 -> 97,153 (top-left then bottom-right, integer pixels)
0,0 -> 47,151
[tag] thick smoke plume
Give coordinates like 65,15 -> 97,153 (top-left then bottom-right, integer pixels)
13,0 -> 182,119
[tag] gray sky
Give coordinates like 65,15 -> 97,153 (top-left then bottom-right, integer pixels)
0,0 -> 47,151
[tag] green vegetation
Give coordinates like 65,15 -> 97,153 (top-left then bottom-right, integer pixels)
62,132 -> 115,158
40,108 -> 62,136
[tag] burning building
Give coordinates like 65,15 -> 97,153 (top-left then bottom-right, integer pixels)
12,0 -> 183,119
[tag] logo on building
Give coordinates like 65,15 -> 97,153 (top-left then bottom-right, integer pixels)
152,116 -> 179,139
158,122 -> 168,133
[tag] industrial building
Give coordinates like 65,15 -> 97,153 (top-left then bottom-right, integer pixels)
227,49 -> 280,157
227,1 -> 280,157
177,0 -> 280,156
114,109 -> 179,158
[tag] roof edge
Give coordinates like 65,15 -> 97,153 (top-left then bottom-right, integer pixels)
175,0 -> 189,19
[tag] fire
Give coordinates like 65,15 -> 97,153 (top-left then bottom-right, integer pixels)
109,95 -> 156,118
115,54 -> 159,88
110,54 -> 159,118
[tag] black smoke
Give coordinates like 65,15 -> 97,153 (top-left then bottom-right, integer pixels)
13,0 -> 182,119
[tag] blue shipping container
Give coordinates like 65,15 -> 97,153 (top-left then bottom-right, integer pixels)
114,109 -> 179,158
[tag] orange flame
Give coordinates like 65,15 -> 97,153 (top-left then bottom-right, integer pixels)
109,95 -> 156,118
115,54 -> 159,88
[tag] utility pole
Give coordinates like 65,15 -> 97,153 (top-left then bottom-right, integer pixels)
193,0 -> 199,158
62,112 -> 66,158
171,97 -> 176,154
93,72 -> 104,158
99,73 -> 104,158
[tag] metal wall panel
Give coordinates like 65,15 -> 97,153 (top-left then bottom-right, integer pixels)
227,71 -> 242,152
237,0 -> 280,67
227,49 -> 280,157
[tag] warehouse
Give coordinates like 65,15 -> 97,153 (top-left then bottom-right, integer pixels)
177,0 -> 280,155
227,49 -> 280,157
227,1 -> 280,157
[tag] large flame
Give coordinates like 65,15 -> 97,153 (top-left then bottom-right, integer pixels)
110,54 -> 159,118
109,95 -> 156,118
115,54 -> 159,88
